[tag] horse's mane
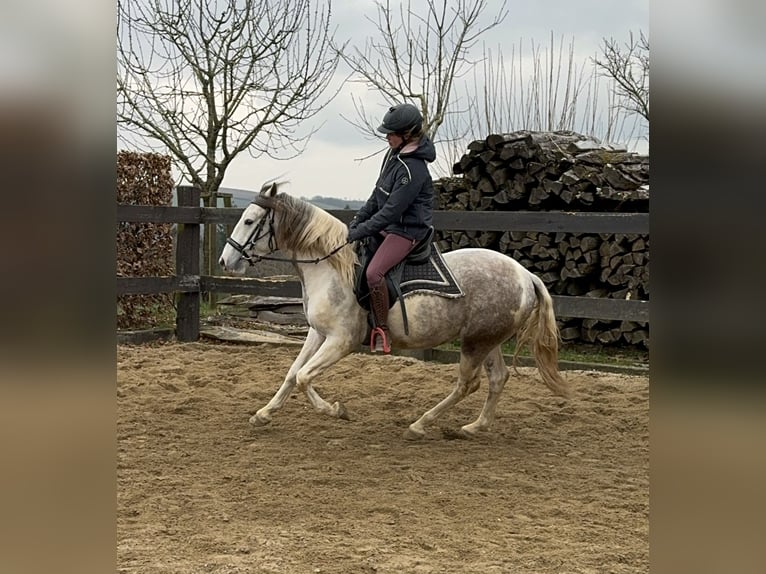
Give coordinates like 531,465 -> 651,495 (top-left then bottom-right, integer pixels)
269,189 -> 357,285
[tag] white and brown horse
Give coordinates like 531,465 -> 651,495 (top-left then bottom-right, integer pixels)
219,183 -> 570,439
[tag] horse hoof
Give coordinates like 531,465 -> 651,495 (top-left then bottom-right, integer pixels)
334,401 -> 350,421
404,425 -> 426,441
457,426 -> 477,439
249,411 -> 271,426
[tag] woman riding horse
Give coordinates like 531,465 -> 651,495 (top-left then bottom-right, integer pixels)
346,103 -> 436,354
219,182 -> 571,439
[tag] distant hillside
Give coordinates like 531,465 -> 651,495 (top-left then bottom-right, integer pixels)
216,187 -> 364,211
303,195 -> 365,211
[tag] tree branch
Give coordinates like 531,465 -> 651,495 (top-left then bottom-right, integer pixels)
117,0 -> 341,194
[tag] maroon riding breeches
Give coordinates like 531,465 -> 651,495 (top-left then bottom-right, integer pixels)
365,232 -> 417,289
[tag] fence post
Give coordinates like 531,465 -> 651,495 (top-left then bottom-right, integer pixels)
176,186 -> 200,341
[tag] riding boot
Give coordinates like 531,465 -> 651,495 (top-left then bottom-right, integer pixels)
369,283 -> 391,354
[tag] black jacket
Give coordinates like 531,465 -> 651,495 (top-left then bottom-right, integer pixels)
351,136 -> 436,242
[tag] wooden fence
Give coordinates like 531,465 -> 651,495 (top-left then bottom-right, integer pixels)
117,186 -> 649,342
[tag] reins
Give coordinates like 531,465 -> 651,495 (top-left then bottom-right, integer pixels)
243,242 -> 349,266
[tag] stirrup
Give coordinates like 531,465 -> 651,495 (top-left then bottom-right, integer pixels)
370,327 -> 391,354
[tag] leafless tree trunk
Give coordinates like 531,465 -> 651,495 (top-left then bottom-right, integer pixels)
594,31 -> 649,122
117,0 -> 340,285
338,0 -> 507,142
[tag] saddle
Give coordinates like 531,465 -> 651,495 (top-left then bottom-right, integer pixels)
353,228 -> 464,335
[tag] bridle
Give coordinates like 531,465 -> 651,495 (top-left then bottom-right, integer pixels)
225,194 -> 349,266
224,195 -> 279,266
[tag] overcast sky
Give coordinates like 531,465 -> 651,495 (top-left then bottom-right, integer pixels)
117,0 -> 637,202
217,0 -> 649,201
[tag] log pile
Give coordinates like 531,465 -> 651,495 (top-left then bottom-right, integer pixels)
434,130 -> 649,349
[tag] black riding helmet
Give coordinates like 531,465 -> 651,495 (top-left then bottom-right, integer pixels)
377,103 -> 423,136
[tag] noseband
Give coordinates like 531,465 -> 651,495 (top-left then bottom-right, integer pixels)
225,195 -> 278,266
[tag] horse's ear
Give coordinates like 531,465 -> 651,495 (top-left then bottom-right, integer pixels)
252,181 -> 278,209
260,181 -> 278,197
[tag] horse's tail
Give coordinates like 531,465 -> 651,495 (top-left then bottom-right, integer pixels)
514,273 -> 572,399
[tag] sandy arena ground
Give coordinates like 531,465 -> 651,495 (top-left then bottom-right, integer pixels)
117,341 -> 648,573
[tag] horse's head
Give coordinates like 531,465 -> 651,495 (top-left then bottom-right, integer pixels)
219,182 -> 279,274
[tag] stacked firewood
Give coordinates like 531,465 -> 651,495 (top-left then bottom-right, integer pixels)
434,130 -> 649,349
438,130 -> 648,211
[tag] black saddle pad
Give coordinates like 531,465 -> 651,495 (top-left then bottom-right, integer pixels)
398,245 -> 464,299
354,240 -> 464,311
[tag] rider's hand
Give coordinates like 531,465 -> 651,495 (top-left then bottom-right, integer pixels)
347,226 -> 365,243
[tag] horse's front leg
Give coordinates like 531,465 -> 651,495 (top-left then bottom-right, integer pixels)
294,336 -> 357,421
251,327 -> 325,426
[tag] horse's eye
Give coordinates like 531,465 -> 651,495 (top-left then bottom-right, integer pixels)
244,219 -> 254,225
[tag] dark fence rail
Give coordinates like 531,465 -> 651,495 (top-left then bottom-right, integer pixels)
117,187 -> 649,341
117,203 -> 648,233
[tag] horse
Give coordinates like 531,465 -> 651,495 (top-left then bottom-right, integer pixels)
219,182 -> 570,439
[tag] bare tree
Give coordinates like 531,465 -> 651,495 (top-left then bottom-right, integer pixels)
338,0 -> 507,142
118,0 -> 340,191
117,0 -> 340,280
435,33 -> 648,174
462,35 -> 596,137
593,31 -> 649,122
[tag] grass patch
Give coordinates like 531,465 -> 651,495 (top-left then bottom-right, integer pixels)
436,339 -> 648,368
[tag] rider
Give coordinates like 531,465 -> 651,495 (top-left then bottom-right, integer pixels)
346,103 -> 436,354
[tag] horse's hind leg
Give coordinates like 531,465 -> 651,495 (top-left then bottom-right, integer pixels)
459,346 -> 510,438
406,350 -> 484,440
